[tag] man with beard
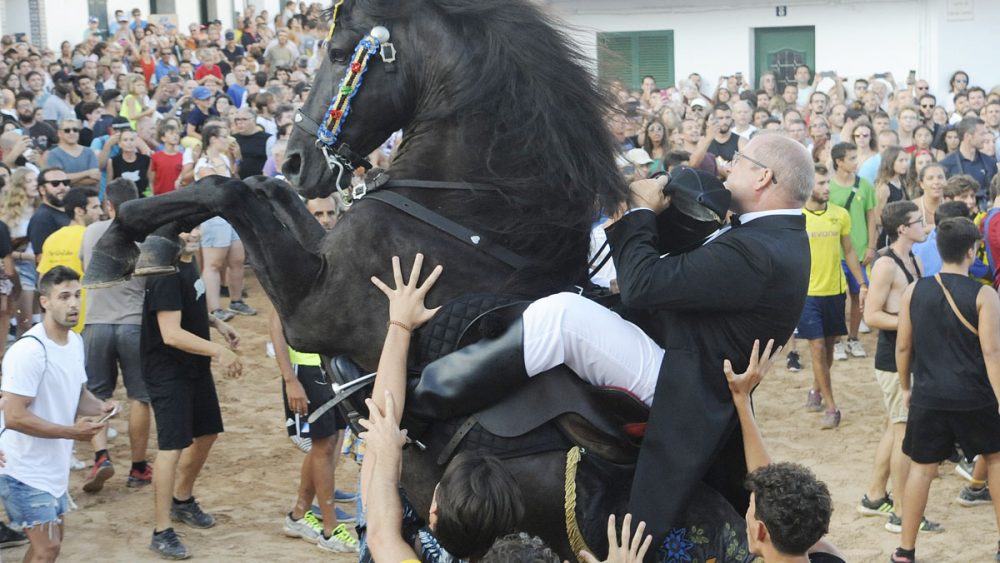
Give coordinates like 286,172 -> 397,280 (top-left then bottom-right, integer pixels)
28,168 -> 71,267
44,118 -> 100,188
41,73 -> 76,126
73,76 -> 100,121
15,92 -> 58,154
707,103 -> 747,175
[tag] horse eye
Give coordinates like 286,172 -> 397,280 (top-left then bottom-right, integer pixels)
329,49 -> 349,64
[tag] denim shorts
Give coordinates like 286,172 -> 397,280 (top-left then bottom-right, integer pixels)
14,258 -> 37,292
200,217 -> 240,248
0,475 -> 75,531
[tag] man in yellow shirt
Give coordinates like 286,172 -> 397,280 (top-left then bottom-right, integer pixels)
799,164 -> 867,429
38,187 -> 102,332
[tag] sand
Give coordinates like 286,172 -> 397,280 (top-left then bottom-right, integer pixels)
5,273 -> 995,562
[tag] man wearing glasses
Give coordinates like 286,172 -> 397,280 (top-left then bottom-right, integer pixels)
45,119 -> 100,189
27,168 -> 72,267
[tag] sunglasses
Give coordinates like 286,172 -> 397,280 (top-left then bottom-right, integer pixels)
62,128 -> 80,133
44,179 -> 69,186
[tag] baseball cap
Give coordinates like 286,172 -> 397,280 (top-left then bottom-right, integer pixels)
117,14 -> 128,22
110,116 -> 133,131
225,31 -> 235,40
88,16 -> 99,23
52,70 -> 74,83
624,148 -> 653,166
690,98 -> 708,109
192,86 -> 212,100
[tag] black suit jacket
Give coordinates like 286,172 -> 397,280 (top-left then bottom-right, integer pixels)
606,209 -> 810,548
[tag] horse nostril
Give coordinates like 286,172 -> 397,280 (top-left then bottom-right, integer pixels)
283,152 -> 302,178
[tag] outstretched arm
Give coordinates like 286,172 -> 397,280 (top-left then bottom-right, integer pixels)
724,339 -> 776,472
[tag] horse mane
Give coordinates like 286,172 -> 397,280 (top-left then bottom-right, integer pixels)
337,0 -> 629,291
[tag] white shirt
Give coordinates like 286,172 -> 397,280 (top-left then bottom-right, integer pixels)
0,324 -> 87,497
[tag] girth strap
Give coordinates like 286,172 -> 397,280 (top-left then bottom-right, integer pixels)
364,190 -> 531,270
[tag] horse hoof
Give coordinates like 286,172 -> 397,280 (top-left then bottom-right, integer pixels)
134,236 -> 182,277
82,249 -> 138,288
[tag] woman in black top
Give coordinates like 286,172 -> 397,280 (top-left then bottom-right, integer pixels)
109,129 -> 152,196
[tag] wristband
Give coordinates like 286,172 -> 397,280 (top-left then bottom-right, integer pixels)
387,320 -> 411,333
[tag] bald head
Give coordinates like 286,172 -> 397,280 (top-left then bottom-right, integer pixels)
748,132 -> 814,206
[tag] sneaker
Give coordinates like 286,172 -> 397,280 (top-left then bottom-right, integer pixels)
70,453 -> 86,471
107,426 -> 119,440
150,528 -> 190,560
211,308 -> 234,322
334,489 -> 358,504
889,548 -> 915,563
848,338 -> 867,358
0,522 -> 28,548
284,511 -> 323,543
128,465 -> 154,488
957,485 -> 992,507
786,351 -> 802,372
170,498 -> 216,529
833,341 -> 848,361
885,513 -> 944,533
805,389 -> 824,412
316,523 -> 359,553
820,409 -> 841,429
227,301 -> 257,316
83,454 -> 115,493
859,319 -> 872,334
857,494 -> 894,517
955,458 -> 976,482
335,507 -> 356,524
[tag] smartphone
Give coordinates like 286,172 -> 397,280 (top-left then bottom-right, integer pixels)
874,73 -> 887,79
98,404 -> 120,424
907,70 -> 916,85
821,71 -> 835,79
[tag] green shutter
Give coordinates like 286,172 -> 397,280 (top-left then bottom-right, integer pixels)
597,30 -> 674,90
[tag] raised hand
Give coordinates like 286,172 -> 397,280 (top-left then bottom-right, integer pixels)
579,513 -> 652,563
724,338 -> 777,402
371,253 -> 443,332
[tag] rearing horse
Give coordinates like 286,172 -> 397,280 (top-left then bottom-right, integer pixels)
84,1 -> 751,560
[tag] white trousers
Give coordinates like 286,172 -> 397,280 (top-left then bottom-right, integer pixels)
522,292 -> 663,406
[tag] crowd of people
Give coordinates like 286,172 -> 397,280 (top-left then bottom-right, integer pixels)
0,1 -> 997,561
610,65 -> 1000,562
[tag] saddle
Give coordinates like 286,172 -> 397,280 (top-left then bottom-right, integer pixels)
325,294 -> 650,464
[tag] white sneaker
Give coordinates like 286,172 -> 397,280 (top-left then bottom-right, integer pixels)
107,427 -> 118,440
283,511 -> 322,543
859,320 -> 871,334
833,341 -> 848,361
70,454 -> 86,471
316,524 -> 359,553
847,338 -> 867,358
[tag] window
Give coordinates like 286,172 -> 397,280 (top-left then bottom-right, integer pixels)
597,30 -> 674,90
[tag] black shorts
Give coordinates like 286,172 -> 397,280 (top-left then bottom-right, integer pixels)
144,369 -> 224,451
281,364 -> 346,441
903,403 -> 1000,464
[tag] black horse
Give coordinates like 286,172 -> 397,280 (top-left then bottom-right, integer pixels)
84,1 -> 752,560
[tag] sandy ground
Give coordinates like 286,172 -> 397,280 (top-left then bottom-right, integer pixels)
3,273 -> 994,562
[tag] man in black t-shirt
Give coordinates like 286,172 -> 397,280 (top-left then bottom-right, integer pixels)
141,228 -> 242,560
893,218 -> 1000,563
706,103 -> 746,177
27,168 -> 71,265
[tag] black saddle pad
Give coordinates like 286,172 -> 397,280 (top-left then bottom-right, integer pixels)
414,293 -> 525,367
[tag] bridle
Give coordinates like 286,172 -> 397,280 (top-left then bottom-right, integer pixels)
291,15 -> 534,272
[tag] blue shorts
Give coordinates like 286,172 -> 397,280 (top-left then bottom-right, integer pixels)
14,258 -> 37,292
0,475 -> 74,531
796,294 -> 848,341
841,260 -> 869,294
200,217 -> 240,248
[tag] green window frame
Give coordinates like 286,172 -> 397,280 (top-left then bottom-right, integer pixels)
597,30 -> 675,90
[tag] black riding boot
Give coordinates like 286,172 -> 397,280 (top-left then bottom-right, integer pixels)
409,317 -> 529,421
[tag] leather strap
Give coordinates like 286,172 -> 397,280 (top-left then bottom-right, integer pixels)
437,416 -> 479,465
934,273 -> 978,335
365,190 -> 531,270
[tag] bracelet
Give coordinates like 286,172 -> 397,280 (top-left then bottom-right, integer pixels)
387,320 -> 412,333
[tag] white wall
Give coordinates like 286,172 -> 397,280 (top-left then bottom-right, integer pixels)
545,0 -> 996,96
3,0 -> 32,40
42,0 -> 90,50
173,0 -> 203,32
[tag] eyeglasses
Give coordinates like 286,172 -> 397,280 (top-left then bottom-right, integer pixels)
955,78 -> 968,84
906,217 -> 926,227
733,151 -> 778,184
61,128 -> 80,133
44,179 -> 69,187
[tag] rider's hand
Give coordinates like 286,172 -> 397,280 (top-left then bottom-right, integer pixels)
579,513 -> 652,563
724,339 -> 777,404
371,253 -> 443,332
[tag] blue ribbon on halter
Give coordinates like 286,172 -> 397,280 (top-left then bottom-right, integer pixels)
316,34 -> 381,146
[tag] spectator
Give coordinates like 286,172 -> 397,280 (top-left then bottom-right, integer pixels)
108,129 -> 150,197
828,142 -> 877,360
41,72 -> 76,125
149,122 -> 183,195
44,118 -> 100,188
912,200 -> 970,277
185,86 -> 217,138
939,117 -> 997,206
119,74 -> 153,129
232,107 -> 269,178
15,92 -> 58,154
264,29 -> 298,70
37,187 -> 102,332
0,266 -> 115,563
221,31 -> 246,65
892,217 -> 1000,563
80,178 -> 152,494
92,89 -> 123,141
142,227 -> 241,560
27,167 -> 71,267
77,101 -> 103,147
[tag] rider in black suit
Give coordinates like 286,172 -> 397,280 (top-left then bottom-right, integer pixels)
608,133 -> 813,547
